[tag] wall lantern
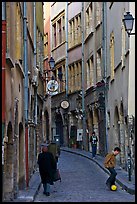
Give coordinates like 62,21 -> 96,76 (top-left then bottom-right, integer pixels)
49,56 -> 55,69
123,12 -> 135,36
48,56 -> 63,81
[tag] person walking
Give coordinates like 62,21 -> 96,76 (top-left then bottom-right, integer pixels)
37,143 -> 57,196
104,146 -> 121,190
90,131 -> 98,158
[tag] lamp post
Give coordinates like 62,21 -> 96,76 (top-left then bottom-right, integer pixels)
123,12 -> 135,37
123,10 -> 135,181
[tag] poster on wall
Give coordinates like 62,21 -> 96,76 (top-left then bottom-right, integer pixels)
77,129 -> 83,141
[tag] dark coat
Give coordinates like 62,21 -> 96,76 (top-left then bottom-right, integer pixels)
90,135 -> 98,145
37,151 -> 57,185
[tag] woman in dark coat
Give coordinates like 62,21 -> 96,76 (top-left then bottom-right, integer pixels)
37,144 -> 57,196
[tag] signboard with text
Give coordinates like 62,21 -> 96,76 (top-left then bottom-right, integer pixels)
77,129 -> 83,141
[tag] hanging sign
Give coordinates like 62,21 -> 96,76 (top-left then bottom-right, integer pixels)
47,80 -> 59,92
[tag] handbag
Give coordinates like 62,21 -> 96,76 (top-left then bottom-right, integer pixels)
53,169 -> 61,182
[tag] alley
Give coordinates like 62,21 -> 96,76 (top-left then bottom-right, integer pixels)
34,151 -> 135,202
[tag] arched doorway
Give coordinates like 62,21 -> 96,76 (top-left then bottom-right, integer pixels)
55,114 -> 63,146
19,123 -> 25,189
119,102 -> 126,167
93,108 -> 100,154
114,106 -> 120,146
114,106 -> 120,164
4,122 -> 14,200
88,109 -> 94,152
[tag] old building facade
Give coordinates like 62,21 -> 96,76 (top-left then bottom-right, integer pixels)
44,2 -> 107,154
2,2 -> 44,201
43,2 -> 135,172
105,2 -> 135,172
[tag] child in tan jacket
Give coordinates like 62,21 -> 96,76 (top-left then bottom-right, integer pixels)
104,147 -> 121,189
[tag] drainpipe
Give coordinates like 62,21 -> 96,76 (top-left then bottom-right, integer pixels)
65,2 -> 68,98
23,2 -> 29,187
102,2 -> 108,154
81,2 -> 87,150
65,2 -> 69,146
33,2 -> 37,167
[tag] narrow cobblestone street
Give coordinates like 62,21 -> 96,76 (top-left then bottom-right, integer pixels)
34,151 -> 135,202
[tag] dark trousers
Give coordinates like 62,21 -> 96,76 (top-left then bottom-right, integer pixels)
92,145 -> 97,157
106,167 -> 117,186
43,183 -> 50,193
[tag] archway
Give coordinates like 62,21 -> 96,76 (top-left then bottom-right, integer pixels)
114,106 -> 121,164
119,102 -> 126,167
55,114 -> 63,146
4,122 -> 14,199
19,123 -> 25,189
88,109 -> 94,152
93,108 -> 100,154
114,106 -> 120,145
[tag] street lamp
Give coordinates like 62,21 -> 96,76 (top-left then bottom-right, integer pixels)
123,12 -> 135,36
43,56 -> 65,96
48,56 -> 63,81
49,56 -> 55,69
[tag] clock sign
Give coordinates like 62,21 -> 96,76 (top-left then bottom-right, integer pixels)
60,100 -> 70,109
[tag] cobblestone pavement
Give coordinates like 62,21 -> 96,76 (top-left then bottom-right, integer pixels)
34,151 -> 135,202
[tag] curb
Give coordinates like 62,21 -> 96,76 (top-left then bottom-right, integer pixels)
12,171 -> 42,202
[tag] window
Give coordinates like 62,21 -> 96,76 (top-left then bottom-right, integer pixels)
86,56 -> 94,89
96,2 -> 101,26
86,60 -> 90,89
69,21 -> 72,47
68,13 -> 81,48
52,14 -> 65,48
68,61 -> 82,93
58,19 -> 62,44
110,32 -> 115,81
57,67 -> 63,92
44,33 -> 48,57
96,49 -> 102,82
121,24 -> 126,68
90,56 -> 94,86
86,3 -> 93,37
16,3 -> 22,60
62,16 -> 65,42
53,23 -> 57,48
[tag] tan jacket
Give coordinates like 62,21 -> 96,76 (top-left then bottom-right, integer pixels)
104,152 -> 116,168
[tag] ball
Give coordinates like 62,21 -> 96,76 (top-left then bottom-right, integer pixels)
111,185 -> 117,191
